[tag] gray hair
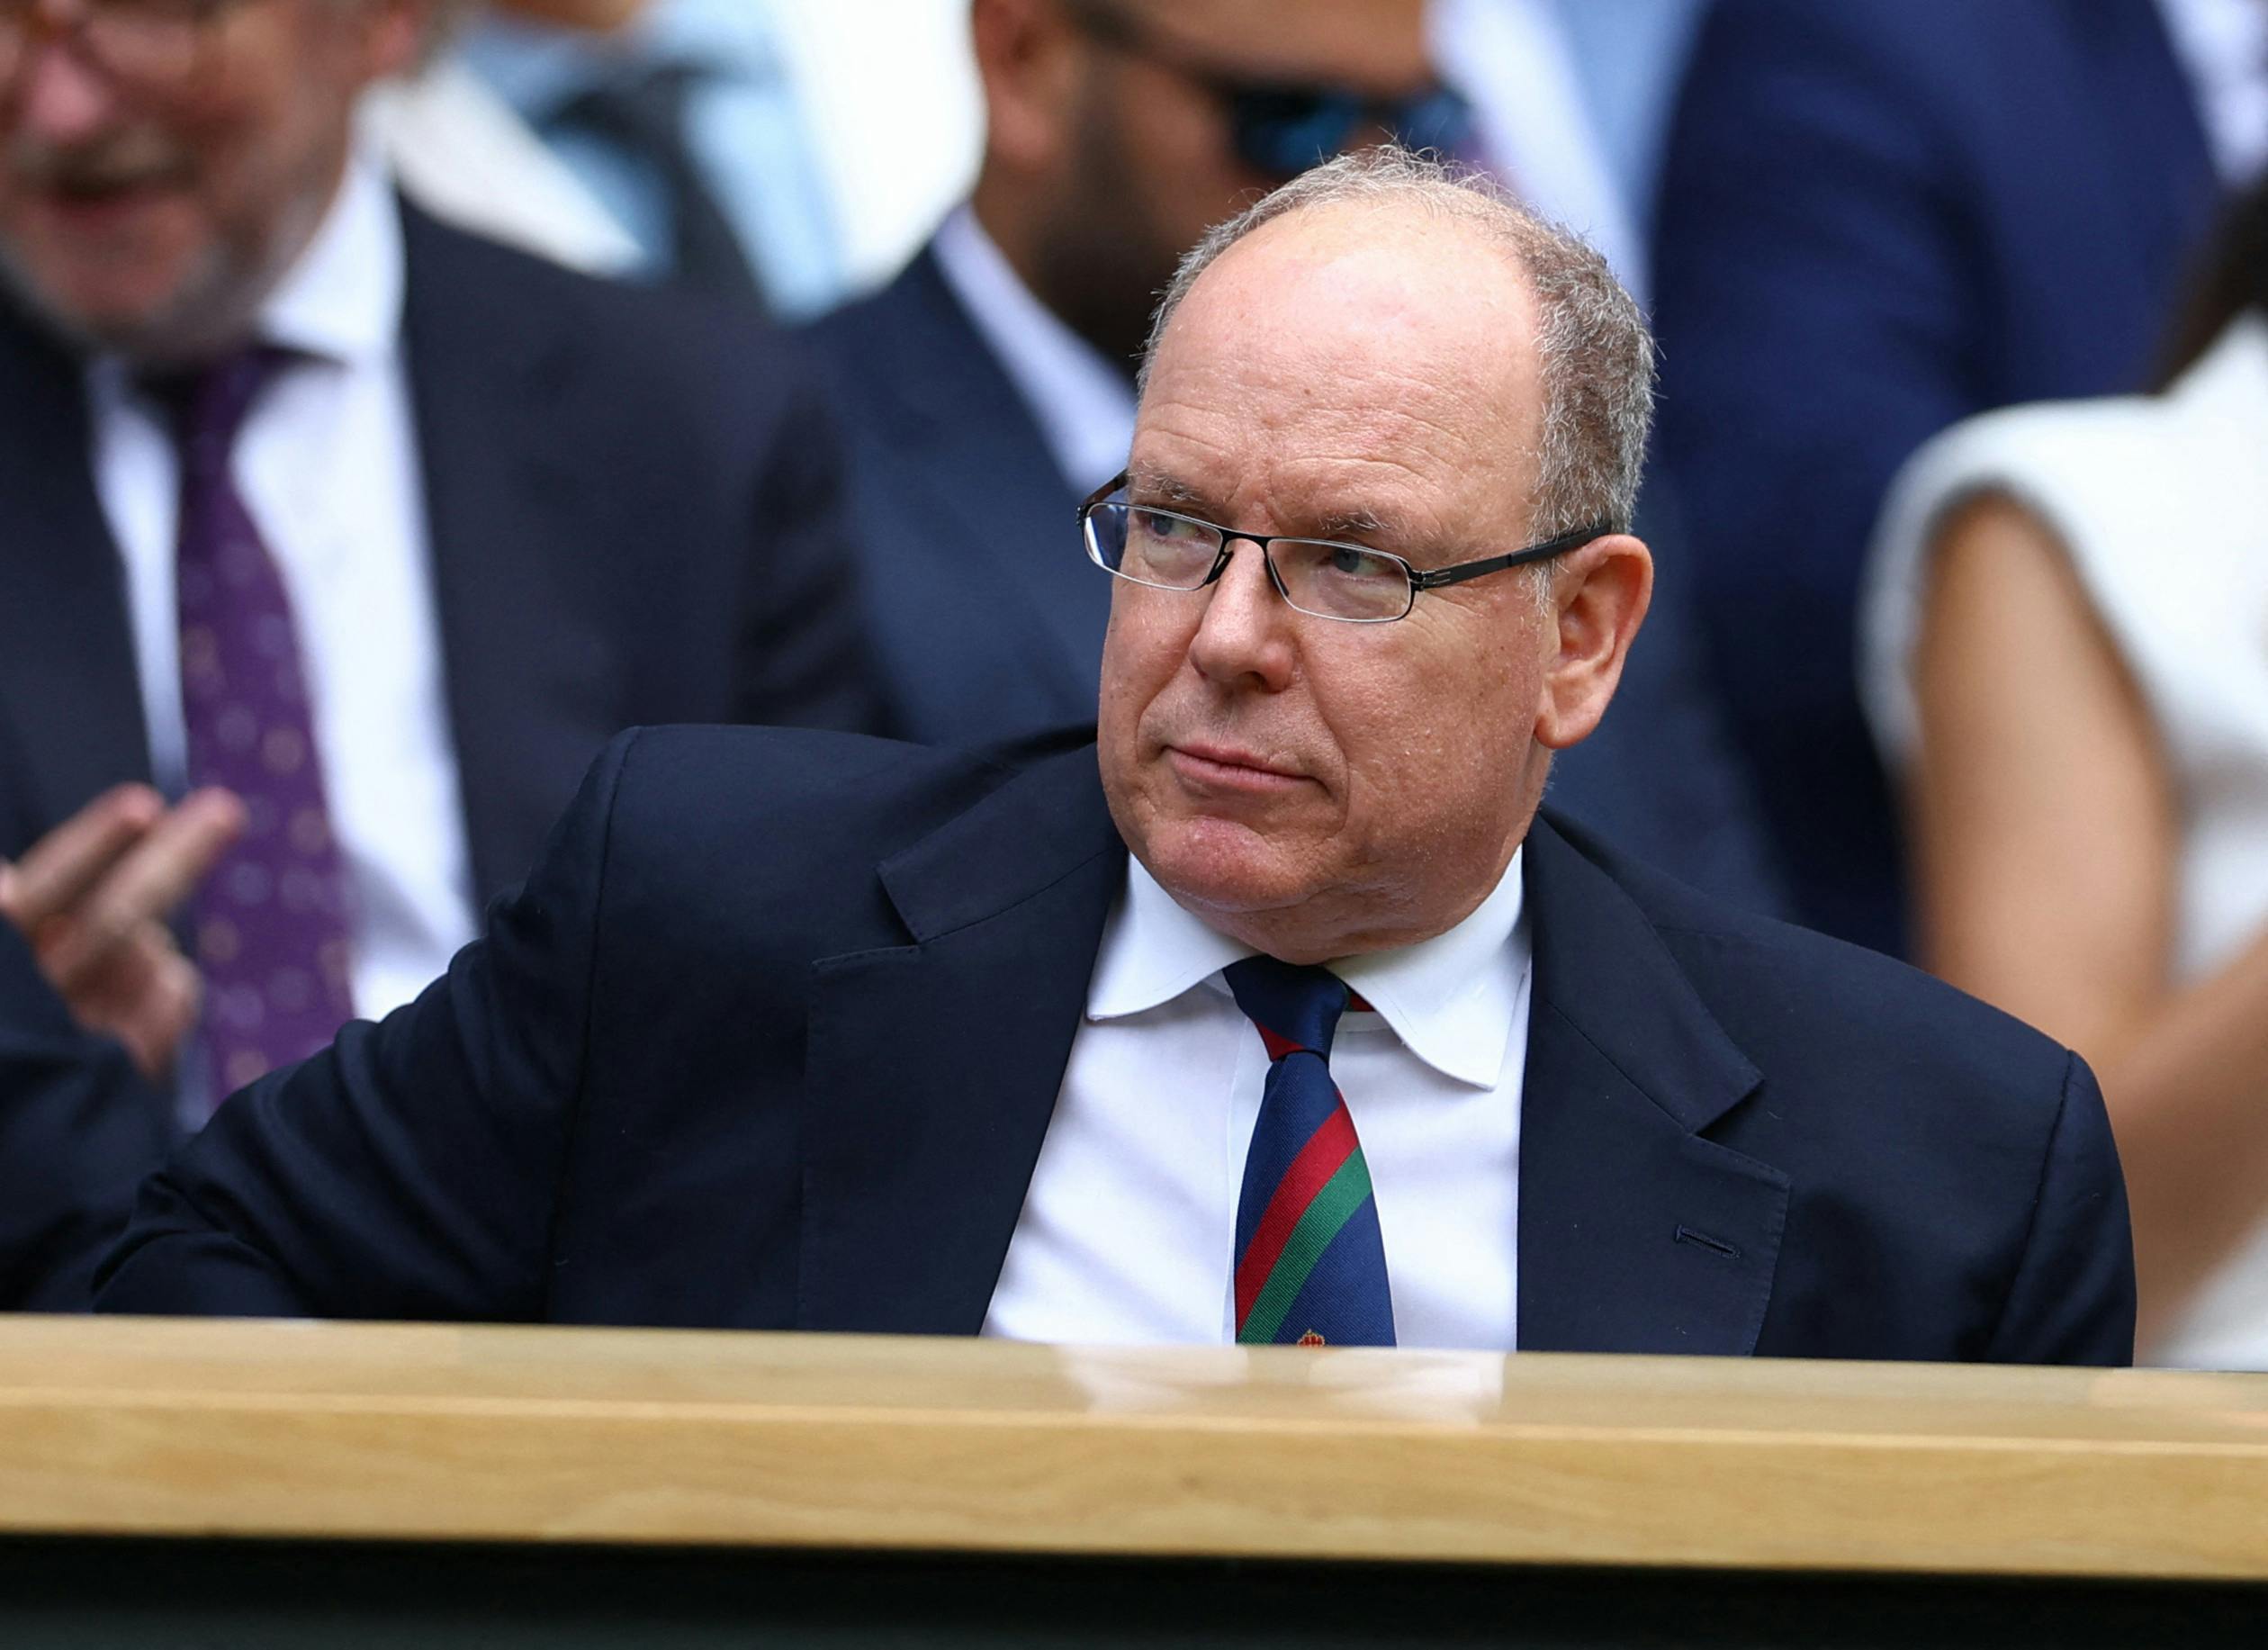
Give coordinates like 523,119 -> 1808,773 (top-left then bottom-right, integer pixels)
1138,146 -> 1656,539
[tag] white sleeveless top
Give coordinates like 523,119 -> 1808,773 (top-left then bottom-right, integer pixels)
1861,316 -> 2268,1368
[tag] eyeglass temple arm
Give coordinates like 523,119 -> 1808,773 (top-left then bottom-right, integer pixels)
1408,522 -> 1612,591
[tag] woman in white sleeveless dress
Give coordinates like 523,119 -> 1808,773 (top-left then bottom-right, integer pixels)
1861,183 -> 2268,1366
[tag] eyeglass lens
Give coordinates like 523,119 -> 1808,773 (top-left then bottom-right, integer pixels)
1085,501 -> 1414,622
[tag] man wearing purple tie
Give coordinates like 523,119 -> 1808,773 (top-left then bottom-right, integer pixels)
103,149 -> 2132,1368
0,0 -> 880,1128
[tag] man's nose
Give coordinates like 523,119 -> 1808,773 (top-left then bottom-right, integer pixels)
1187,540 -> 1298,691
14,37 -> 122,147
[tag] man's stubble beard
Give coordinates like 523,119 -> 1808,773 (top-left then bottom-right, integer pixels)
1026,90 -> 1187,380
0,130 -> 344,366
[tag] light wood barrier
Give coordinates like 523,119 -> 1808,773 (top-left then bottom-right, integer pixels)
2,1316 -> 2267,1646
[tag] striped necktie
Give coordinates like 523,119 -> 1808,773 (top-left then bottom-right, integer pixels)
1224,956 -> 1396,1347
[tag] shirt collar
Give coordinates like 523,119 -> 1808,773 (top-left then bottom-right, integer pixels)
256,142 -> 404,369
1086,848 -> 1531,1090
929,203 -> 1137,498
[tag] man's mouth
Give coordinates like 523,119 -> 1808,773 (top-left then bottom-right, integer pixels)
1166,741 -> 1313,796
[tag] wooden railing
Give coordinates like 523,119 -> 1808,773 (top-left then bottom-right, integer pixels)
1,1316 -> 2265,1581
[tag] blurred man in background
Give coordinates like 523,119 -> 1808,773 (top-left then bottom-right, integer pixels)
806,0 -> 1782,911
0,0 -> 878,1120
1651,0 -> 2256,953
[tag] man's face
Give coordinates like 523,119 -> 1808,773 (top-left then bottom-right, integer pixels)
0,0 -> 408,361
1098,207 -> 1557,962
1031,0 -> 1439,367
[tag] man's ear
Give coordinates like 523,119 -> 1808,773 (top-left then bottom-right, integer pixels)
1534,533 -> 1653,752
971,0 -> 1089,176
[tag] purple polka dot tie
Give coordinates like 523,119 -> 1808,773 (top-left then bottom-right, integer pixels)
149,347 -> 355,1107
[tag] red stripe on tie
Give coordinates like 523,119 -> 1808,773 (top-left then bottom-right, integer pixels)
1234,1103 -> 1358,1328
1254,1023 -> 1300,1062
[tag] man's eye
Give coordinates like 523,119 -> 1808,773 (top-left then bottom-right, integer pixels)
1132,509 -> 1204,543
1325,545 -> 1396,581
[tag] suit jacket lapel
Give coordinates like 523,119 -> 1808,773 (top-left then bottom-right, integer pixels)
797,744 -> 1122,1333
0,309 -> 152,847
399,203 -> 617,905
1516,815 -> 1787,1355
871,250 -> 1114,701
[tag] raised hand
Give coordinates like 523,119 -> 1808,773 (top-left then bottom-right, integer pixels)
0,785 -> 245,1082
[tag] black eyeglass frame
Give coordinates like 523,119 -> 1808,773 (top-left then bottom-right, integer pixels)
1079,471 -> 1612,625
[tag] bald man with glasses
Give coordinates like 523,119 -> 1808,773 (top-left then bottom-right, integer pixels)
101,150 -> 2131,1370
801,0 -> 1784,917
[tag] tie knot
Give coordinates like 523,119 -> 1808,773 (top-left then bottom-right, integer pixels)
139,343 -> 296,456
1224,956 -> 1350,1061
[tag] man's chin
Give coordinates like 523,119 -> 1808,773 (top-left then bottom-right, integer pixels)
0,246 -> 233,363
1136,814 -> 1318,921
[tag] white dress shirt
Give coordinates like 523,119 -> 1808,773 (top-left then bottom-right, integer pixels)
2157,0 -> 2268,186
88,149 -> 480,1027
929,203 -> 1137,499
986,850 -> 1531,1350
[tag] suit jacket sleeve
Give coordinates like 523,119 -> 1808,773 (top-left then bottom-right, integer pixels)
94,734 -> 634,1321
0,924 -> 168,1312
1984,1050 -> 2137,1366
730,339 -> 889,736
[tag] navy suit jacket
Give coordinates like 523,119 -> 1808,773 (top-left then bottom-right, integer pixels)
1651,0 -> 2223,953
807,245 -> 1789,915
99,728 -> 2131,1364
0,923 -> 164,1311
0,201 -> 881,915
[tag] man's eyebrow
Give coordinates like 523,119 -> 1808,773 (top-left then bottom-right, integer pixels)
1314,506 -> 1391,542
1123,472 -> 1402,545
1124,468 -> 1213,511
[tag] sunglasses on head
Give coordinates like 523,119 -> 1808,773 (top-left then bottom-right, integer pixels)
1066,0 -> 1476,181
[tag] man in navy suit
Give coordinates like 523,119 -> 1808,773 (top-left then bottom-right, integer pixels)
100,149 -> 2132,1365
807,0 -> 1786,915
1651,0 -> 2235,953
0,0 -> 877,1113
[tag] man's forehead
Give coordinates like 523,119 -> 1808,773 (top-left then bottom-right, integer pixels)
1135,209 -> 1539,534
1151,208 -> 1535,407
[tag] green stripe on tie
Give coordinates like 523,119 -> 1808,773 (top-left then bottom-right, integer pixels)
1238,1151 -> 1376,1345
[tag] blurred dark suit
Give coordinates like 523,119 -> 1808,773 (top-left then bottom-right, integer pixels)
0,203 -> 880,918
1652,0 -> 2223,952
806,242 -> 1788,914
804,246 -> 1108,744
0,922 -> 163,1311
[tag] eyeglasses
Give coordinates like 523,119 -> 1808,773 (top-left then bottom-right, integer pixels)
1064,0 -> 1475,181
1080,473 -> 1606,625
0,0 -> 243,88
